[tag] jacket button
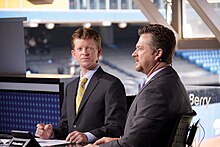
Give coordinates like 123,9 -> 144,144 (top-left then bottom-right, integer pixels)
73,125 -> 77,128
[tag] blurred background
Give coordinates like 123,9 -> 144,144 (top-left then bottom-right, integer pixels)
1,0 -> 220,146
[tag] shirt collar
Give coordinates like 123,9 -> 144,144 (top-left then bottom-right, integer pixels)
145,66 -> 168,84
80,65 -> 99,82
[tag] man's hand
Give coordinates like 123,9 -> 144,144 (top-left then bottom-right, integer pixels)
35,124 -> 53,139
84,137 -> 120,147
94,137 -> 119,145
66,131 -> 88,144
84,144 -> 98,147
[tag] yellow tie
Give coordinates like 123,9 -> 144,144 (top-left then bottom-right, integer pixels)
76,76 -> 88,113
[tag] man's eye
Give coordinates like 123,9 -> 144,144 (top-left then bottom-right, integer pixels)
87,47 -> 94,51
136,47 -> 141,51
76,48 -> 82,51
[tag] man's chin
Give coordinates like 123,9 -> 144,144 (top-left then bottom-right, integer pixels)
135,67 -> 142,72
81,63 -> 97,70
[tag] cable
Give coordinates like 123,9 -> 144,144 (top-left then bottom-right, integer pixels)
198,121 -> 205,147
186,119 -> 200,146
192,119 -> 205,147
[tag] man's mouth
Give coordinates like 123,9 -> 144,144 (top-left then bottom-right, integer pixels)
81,58 -> 89,60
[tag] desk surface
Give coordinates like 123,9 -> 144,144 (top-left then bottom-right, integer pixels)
200,136 -> 220,147
0,138 -> 86,147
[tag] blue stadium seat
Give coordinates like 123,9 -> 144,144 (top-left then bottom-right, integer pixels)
175,49 -> 220,74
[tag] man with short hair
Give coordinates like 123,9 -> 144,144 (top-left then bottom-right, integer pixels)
86,24 -> 192,147
35,27 -> 127,144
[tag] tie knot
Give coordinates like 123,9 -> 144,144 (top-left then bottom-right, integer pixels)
80,76 -> 88,85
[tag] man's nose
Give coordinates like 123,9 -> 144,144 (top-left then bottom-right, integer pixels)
82,48 -> 89,54
132,50 -> 137,57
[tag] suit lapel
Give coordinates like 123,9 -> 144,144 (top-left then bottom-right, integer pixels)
127,66 -> 174,117
71,77 -> 80,118
138,66 -> 174,94
74,67 -> 103,120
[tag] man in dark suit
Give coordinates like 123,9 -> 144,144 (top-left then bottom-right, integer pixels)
86,24 -> 193,147
35,27 -> 127,144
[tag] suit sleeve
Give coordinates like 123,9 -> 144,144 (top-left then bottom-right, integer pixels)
101,86 -> 169,147
90,79 -> 127,138
53,83 -> 70,139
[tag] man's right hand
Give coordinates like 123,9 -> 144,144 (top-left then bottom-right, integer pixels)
94,137 -> 120,145
35,124 -> 53,139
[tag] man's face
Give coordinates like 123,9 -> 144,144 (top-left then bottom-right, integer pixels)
132,34 -> 157,74
72,38 -> 101,71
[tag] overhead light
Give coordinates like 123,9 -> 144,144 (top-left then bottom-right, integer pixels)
102,21 -> 112,26
118,22 -> 127,28
29,21 -> 39,28
45,23 -> 55,29
27,19 -> 41,28
83,23 -> 91,28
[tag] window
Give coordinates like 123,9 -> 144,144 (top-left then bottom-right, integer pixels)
69,0 -> 77,9
121,0 -> 128,9
100,0 -> 106,9
80,0 -> 87,9
110,0 -> 118,9
90,0 -> 97,9
182,0 -> 219,38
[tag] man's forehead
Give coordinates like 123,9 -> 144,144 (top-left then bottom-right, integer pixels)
136,35 -> 151,46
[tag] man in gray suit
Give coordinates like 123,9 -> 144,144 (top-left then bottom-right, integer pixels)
86,24 -> 193,147
35,27 -> 127,144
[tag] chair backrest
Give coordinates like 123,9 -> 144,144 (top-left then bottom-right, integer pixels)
168,110 -> 197,147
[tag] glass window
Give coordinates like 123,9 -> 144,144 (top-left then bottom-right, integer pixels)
90,0 -> 97,9
153,0 -> 165,9
69,0 -> 77,9
182,0 -> 215,38
209,1 -> 220,17
100,0 -> 106,9
80,0 -> 87,9
110,0 -> 118,9
121,0 -> 128,9
132,1 -> 138,9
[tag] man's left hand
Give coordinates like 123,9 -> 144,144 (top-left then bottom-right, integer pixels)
66,131 -> 88,144
84,144 -> 98,147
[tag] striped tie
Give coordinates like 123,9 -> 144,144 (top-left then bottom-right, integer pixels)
76,76 -> 88,113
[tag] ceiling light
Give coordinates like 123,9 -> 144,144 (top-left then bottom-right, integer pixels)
29,21 -> 39,28
102,21 -> 112,26
118,22 -> 127,28
83,23 -> 91,28
45,23 -> 55,29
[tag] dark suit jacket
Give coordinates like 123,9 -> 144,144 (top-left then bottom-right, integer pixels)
101,66 -> 192,147
53,67 -> 127,140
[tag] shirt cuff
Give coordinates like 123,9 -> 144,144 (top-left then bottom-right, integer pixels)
84,132 -> 97,143
50,131 -> 55,139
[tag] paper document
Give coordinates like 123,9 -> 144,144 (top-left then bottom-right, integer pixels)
0,139 -> 10,146
35,138 -> 70,146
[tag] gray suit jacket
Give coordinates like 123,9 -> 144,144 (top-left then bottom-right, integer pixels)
54,67 -> 127,140
101,66 -> 192,147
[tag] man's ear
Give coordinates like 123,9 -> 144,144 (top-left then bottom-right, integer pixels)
98,48 -> 102,57
71,49 -> 76,57
155,48 -> 163,61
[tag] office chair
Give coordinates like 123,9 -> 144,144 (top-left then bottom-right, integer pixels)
167,110 -> 197,147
